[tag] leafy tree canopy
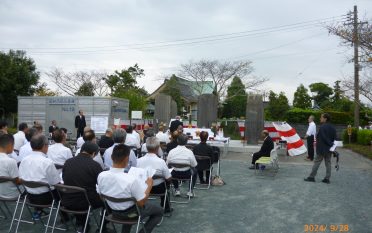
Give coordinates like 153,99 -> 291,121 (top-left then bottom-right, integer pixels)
293,84 -> 312,109
0,50 -> 39,114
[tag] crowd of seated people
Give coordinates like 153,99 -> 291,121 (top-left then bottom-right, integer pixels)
0,121 -> 221,233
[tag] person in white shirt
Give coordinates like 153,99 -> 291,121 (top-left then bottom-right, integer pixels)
19,134 -> 65,220
76,126 -> 91,149
74,129 -> 105,169
103,128 -> 137,171
305,115 -> 316,161
125,125 -> 141,149
17,127 -> 39,162
141,130 -> 164,159
13,122 -> 28,151
47,129 -> 73,168
166,134 -> 197,197
131,123 -> 141,143
97,144 -> 163,233
138,137 -> 172,213
0,133 -> 23,199
155,124 -> 170,143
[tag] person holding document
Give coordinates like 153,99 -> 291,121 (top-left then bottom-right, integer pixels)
97,144 -> 163,233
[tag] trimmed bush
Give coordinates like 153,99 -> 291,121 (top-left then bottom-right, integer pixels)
342,127 -> 358,144
357,130 -> 372,145
285,108 -> 353,124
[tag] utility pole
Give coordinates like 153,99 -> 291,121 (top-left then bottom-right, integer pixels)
352,5 -> 360,128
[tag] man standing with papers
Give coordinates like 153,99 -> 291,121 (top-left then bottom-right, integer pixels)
304,113 -> 336,184
97,144 -> 163,233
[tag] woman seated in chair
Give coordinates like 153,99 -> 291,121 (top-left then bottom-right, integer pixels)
193,131 -> 214,184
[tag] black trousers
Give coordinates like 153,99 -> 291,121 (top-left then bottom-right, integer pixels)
251,152 -> 269,165
76,129 -> 83,138
197,170 -> 210,183
150,182 -> 171,211
171,168 -> 197,191
307,135 -> 315,160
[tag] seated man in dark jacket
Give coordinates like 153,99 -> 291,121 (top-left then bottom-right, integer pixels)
62,142 -> 108,232
193,131 -> 214,183
249,130 -> 274,169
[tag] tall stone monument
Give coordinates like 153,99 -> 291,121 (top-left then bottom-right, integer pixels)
197,94 -> 218,128
245,94 -> 264,144
154,94 -> 177,127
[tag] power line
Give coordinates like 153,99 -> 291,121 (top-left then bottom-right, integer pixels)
1,15 -> 346,54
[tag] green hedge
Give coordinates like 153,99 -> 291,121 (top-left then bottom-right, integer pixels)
342,127 -> 358,144
285,108 -> 353,124
357,130 -> 372,145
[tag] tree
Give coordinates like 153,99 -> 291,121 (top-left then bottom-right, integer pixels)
222,76 -> 247,118
293,84 -> 312,109
161,74 -> 185,114
332,80 -> 342,102
327,19 -> 371,65
309,82 -> 333,108
179,59 -> 267,102
0,50 -> 39,114
266,91 -> 290,120
342,70 -> 372,103
34,83 -> 59,96
75,82 -> 94,96
46,68 -> 109,96
105,64 -> 148,116
105,64 -> 144,95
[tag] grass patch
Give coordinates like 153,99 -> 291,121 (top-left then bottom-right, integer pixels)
343,144 -> 372,159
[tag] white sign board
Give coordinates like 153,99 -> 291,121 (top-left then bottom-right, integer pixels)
114,118 -> 121,126
131,111 -> 143,119
90,116 -> 108,133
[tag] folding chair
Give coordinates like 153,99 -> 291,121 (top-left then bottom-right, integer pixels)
185,144 -> 194,150
99,194 -> 146,233
0,176 -> 35,233
16,180 -> 58,233
194,155 -> 213,190
255,148 -> 279,175
168,163 -> 193,204
53,184 -> 99,233
149,175 -> 170,225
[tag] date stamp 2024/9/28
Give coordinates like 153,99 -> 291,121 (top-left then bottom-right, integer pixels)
304,224 -> 349,232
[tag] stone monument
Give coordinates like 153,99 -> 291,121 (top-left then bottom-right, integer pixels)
245,94 -> 264,144
154,94 -> 177,128
197,94 -> 218,128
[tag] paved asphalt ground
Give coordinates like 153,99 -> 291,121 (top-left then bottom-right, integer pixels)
1,147 -> 371,233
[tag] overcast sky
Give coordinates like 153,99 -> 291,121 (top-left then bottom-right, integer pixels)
0,0 -> 371,103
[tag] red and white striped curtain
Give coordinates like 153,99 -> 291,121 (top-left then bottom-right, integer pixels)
272,122 -> 307,156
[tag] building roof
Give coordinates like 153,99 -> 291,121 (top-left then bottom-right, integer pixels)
147,77 -> 214,103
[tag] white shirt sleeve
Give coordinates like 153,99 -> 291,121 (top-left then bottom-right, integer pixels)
161,160 -> 171,179
8,159 -> 19,178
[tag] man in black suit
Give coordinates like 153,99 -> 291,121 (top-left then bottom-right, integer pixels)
75,110 -> 86,138
48,120 -> 58,136
169,116 -> 183,133
304,113 -> 336,184
249,130 -> 274,169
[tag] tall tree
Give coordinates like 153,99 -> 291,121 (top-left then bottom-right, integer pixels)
75,82 -> 94,96
332,80 -> 342,102
0,50 -> 39,114
222,76 -> 247,118
46,68 -> 109,96
105,64 -> 148,115
309,82 -> 333,108
266,91 -> 289,120
179,59 -> 267,102
161,74 -> 185,114
293,84 -> 312,109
